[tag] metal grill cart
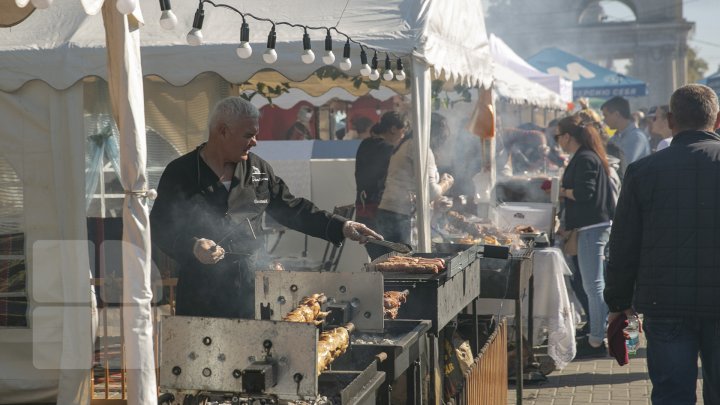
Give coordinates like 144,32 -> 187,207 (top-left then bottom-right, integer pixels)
478,247 -> 534,405
158,317 -> 385,405
365,244 -> 507,404
253,271 -> 431,405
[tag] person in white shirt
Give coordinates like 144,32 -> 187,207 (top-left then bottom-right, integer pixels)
372,113 -> 454,258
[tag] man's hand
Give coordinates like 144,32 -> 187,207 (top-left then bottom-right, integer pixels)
343,221 -> 383,244
435,196 -> 454,212
193,238 -> 225,264
607,308 -> 638,336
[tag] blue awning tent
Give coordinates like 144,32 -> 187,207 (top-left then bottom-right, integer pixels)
528,47 -> 648,99
699,68 -> 720,95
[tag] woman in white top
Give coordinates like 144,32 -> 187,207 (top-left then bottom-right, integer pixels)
371,113 -> 454,258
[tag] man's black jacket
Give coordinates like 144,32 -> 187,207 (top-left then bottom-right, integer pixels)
150,147 -> 346,319
605,130 -> 720,318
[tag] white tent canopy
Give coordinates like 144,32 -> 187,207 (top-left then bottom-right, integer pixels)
489,33 -> 573,104
493,63 -> 565,109
0,0 -> 493,92
0,1 -> 494,403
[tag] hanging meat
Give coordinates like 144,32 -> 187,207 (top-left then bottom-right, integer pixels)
373,255 -> 446,274
317,323 -> 355,374
282,293 -> 330,325
383,290 -> 409,319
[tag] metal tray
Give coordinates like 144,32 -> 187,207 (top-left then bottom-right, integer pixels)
319,358 -> 385,405
338,319 -> 430,383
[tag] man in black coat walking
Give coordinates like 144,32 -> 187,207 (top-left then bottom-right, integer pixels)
604,84 -> 720,405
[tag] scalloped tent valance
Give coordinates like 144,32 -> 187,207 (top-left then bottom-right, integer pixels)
0,0 -> 493,92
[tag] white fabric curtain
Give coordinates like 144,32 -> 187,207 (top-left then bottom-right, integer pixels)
0,80 -> 95,404
102,3 -> 157,405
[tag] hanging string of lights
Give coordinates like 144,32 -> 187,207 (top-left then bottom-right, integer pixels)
157,0 -> 407,81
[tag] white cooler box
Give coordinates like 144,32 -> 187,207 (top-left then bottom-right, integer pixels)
495,202 -> 553,234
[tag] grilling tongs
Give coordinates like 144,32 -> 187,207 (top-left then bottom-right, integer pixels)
365,238 -> 412,254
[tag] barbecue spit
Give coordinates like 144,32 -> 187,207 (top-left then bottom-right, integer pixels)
317,323 -> 355,375
282,293 -> 330,325
383,290 -> 409,319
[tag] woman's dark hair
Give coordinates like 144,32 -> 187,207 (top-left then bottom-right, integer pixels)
370,111 -> 406,135
430,112 -> 450,151
558,114 -> 610,175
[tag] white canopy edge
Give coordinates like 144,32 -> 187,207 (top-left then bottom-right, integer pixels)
493,63 -> 566,109
489,33 -> 573,104
0,0 -> 493,92
248,86 -> 398,109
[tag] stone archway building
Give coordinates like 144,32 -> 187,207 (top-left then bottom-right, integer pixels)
486,0 -> 694,106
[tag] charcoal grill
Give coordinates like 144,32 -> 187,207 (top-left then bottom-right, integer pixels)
367,245 -> 486,335
333,319 -> 431,405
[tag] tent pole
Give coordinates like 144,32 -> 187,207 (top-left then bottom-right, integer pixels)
410,59 -> 432,252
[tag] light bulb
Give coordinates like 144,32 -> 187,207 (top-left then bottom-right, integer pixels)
395,58 -> 406,81
322,50 -> 335,65
359,49 -> 370,76
187,29 -> 203,46
236,42 -> 252,59
339,40 -> 352,71
339,58 -> 352,71
382,55 -> 394,80
301,49 -> 315,64
359,64 -> 371,77
159,10 -> 178,30
15,0 -> 30,7
263,49 -> 278,64
301,31 -> 314,64
116,0 -> 137,14
368,52 -> 380,80
321,31 -> 335,65
187,7 -> 205,46
30,0 -> 53,8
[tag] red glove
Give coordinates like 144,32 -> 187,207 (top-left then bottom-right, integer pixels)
607,312 -> 629,366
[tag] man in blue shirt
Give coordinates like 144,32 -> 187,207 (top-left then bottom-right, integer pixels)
601,96 -> 651,163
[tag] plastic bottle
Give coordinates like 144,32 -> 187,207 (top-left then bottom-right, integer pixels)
625,315 -> 640,355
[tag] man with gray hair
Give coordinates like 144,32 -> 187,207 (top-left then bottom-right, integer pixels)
604,84 -> 720,404
151,96 -> 381,319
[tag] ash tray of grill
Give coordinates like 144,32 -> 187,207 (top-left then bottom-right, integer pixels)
352,334 -> 402,345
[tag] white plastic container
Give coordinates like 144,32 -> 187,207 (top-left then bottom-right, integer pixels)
494,202 -> 553,234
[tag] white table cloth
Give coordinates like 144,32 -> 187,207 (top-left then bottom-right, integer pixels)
528,247 -> 576,369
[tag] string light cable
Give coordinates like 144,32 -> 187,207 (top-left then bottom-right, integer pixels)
160,0 -> 408,81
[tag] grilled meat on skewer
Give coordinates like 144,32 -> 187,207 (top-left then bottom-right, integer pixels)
282,293 -> 330,325
383,290 -> 409,319
374,256 -> 446,274
317,323 -> 355,374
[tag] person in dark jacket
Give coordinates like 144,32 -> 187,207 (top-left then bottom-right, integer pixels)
604,84 -> 720,405
556,115 -> 616,356
150,97 -> 381,319
354,112 -> 405,259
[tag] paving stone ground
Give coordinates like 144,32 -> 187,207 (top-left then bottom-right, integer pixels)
507,345 -> 705,405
